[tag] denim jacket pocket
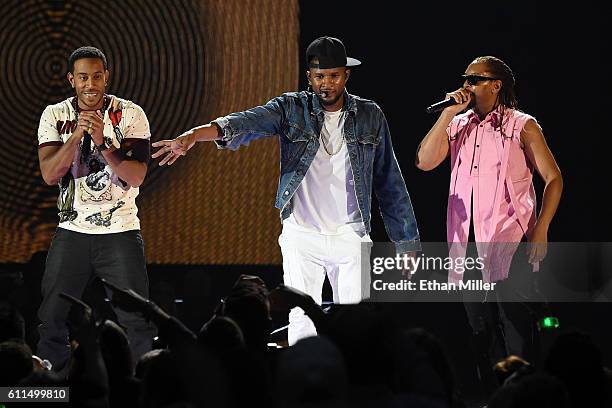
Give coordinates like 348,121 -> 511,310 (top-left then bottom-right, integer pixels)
281,123 -> 312,169
357,133 -> 380,166
285,121 -> 314,142
357,132 -> 381,146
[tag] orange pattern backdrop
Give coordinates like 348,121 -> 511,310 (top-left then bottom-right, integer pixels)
0,0 -> 299,264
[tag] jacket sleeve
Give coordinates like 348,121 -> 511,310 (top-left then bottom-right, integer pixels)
212,96 -> 288,151
372,107 -> 421,253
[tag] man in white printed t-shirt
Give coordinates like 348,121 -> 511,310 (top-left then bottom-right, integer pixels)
153,37 -> 421,345
36,46 -> 155,371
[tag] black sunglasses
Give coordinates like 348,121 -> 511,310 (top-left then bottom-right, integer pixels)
462,74 -> 500,85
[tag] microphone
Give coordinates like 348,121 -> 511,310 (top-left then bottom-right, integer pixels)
81,131 -> 92,161
425,98 -> 457,114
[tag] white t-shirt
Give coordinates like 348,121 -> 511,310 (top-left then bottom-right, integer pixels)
37,95 -> 150,234
287,109 -> 363,235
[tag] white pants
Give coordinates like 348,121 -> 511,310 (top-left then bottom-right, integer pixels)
279,222 -> 372,345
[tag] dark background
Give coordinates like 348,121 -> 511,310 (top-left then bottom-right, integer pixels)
299,2 -> 606,243
1,1 -> 609,400
297,1 -> 609,398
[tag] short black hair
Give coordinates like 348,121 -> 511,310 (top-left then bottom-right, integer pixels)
68,46 -> 108,73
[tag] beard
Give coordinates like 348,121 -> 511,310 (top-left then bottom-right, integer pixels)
317,91 -> 343,107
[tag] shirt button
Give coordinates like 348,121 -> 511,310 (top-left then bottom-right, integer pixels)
474,166 -> 478,169
479,124 -> 483,128
476,145 -> 480,147
284,191 -> 289,196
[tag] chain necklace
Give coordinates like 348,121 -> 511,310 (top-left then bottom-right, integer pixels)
320,111 -> 346,156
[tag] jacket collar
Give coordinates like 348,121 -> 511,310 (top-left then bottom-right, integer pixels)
311,89 -> 357,116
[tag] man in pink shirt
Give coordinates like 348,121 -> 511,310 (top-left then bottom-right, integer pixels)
416,56 -> 563,384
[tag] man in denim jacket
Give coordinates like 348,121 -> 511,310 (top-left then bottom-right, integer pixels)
153,37 -> 419,344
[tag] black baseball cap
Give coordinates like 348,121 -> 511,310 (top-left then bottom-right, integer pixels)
306,36 -> 361,69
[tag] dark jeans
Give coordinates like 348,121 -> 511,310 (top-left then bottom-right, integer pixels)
37,228 -> 156,371
462,264 -> 544,395
463,275 -> 542,364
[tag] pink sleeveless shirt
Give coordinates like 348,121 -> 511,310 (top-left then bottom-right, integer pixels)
446,107 -> 537,283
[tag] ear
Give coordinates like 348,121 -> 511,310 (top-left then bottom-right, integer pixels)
345,68 -> 351,82
67,72 -> 75,88
493,79 -> 502,93
104,70 -> 110,86
306,70 -> 311,85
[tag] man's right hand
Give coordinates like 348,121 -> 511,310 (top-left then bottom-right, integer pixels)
443,88 -> 472,115
100,278 -> 151,314
59,292 -> 98,344
151,132 -> 196,166
72,115 -> 90,139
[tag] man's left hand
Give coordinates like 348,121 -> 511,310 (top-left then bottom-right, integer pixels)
527,223 -> 548,264
79,110 -> 105,145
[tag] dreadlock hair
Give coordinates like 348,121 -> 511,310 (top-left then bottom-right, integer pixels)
68,46 -> 108,73
472,56 -> 518,109
472,56 -> 518,138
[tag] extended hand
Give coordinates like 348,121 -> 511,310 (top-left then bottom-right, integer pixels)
268,284 -> 313,312
152,132 -> 196,166
59,292 -> 97,343
100,278 -> 151,314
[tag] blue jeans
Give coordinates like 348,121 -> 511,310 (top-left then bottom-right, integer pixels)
37,228 -> 156,371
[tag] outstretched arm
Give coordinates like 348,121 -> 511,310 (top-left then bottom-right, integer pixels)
151,96 -> 288,165
269,284 -> 328,334
101,279 -> 197,347
151,123 -> 221,165
58,293 -> 109,403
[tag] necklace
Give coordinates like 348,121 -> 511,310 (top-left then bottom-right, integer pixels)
320,111 -> 346,156
71,94 -> 110,116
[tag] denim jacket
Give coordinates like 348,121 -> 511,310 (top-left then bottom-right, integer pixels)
213,91 -> 420,253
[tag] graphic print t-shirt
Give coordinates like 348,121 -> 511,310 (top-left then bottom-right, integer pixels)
37,95 -> 150,234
